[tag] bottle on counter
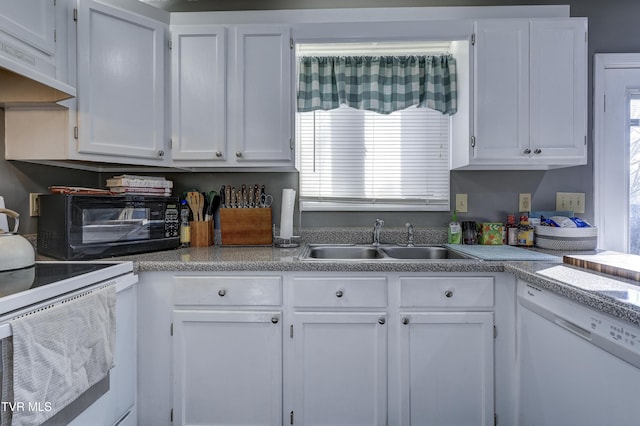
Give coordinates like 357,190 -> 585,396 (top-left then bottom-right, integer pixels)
447,210 -> 462,244
517,214 -> 534,247
506,214 -> 519,246
179,199 -> 191,248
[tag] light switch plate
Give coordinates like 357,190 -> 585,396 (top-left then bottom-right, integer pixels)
556,192 -> 585,214
455,194 -> 468,213
519,193 -> 532,212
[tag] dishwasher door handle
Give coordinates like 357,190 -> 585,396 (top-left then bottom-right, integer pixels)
554,316 -> 592,341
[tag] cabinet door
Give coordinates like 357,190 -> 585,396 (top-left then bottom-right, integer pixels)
0,0 -> 55,55
173,310 -> 282,426
292,312 -> 387,426
230,25 -> 293,164
77,0 -> 166,161
474,20 -> 530,163
171,26 -> 226,161
398,312 -> 494,426
530,19 -> 587,164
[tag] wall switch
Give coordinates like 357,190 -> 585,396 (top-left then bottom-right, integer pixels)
29,193 -> 41,217
455,194 -> 468,213
519,193 -> 532,212
556,192 -> 585,214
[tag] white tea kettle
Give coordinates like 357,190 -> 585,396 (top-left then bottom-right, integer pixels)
0,208 -> 35,271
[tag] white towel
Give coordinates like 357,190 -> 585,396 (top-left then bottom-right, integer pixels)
1,284 -> 116,426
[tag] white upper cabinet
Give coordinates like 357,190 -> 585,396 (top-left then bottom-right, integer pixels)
473,20 -> 530,164
453,18 -> 587,170
171,26 -> 226,162
76,0 -> 168,162
229,25 -> 293,164
0,0 -> 56,73
529,19 -> 587,165
171,24 -> 293,168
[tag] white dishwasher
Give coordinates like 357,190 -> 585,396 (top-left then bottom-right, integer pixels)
517,280 -> 640,426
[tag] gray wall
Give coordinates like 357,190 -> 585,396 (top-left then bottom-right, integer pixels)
1,0 -> 637,233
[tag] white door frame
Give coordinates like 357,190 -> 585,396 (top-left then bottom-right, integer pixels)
593,53 -> 640,251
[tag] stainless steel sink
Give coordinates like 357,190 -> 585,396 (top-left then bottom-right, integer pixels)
381,246 -> 470,259
300,244 -> 475,261
306,245 -> 384,260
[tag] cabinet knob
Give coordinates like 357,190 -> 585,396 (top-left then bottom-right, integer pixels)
271,316 -> 279,324
378,317 -> 386,325
335,290 -> 344,298
401,317 -> 410,325
445,290 -> 454,298
158,150 -> 165,157
216,151 -> 223,158
218,289 -> 226,297
534,148 -> 542,154
236,151 -> 243,158
523,148 -> 532,155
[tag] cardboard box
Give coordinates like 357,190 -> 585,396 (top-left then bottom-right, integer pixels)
219,208 -> 272,245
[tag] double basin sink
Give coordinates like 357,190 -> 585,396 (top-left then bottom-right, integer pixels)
300,244 -> 476,261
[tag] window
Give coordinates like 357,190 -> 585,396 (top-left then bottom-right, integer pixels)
296,42 -> 455,212
297,106 -> 450,211
630,95 -> 640,254
594,54 -> 640,254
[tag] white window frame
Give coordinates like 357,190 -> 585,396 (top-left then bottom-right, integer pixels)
593,53 -> 640,252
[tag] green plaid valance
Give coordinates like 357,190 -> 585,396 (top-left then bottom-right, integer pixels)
297,55 -> 457,115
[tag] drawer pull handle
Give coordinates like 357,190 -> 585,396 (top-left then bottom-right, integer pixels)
378,317 -> 386,325
523,148 -> 532,154
445,290 -> 454,298
534,148 -> 542,154
218,289 -> 227,297
401,317 -> 410,325
271,316 -> 279,324
335,290 -> 344,298
216,151 -> 223,158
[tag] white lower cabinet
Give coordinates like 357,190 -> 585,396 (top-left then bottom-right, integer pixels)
398,312 -> 494,425
137,272 -> 503,426
289,276 -> 388,425
172,310 -> 282,426
172,275 -> 283,426
396,276 -> 495,426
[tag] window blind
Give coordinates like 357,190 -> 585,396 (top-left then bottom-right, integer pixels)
297,105 -> 450,211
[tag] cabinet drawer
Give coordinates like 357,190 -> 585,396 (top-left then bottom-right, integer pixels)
173,275 -> 282,306
400,277 -> 494,308
292,277 -> 387,308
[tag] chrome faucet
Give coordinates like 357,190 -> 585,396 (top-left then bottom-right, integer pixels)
372,219 -> 384,246
406,223 -> 415,247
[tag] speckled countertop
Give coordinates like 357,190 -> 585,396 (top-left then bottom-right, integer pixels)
34,227 -> 640,327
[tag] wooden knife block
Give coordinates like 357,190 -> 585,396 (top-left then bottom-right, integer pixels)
219,208 -> 272,245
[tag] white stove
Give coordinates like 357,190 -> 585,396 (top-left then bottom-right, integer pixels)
0,261 -> 133,317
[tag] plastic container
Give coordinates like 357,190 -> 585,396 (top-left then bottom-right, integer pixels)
534,225 -> 598,251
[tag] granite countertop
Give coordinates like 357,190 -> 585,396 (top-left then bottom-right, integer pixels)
33,226 -> 640,327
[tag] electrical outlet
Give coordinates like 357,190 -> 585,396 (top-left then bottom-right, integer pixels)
519,193 -> 532,212
455,194 -> 468,213
556,192 -> 586,214
29,193 -> 42,217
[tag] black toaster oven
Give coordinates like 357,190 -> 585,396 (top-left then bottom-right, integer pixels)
37,194 -> 180,260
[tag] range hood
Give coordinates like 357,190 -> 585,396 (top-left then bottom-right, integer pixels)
0,54 -> 75,107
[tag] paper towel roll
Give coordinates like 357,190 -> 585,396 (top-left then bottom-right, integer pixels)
280,188 -> 296,239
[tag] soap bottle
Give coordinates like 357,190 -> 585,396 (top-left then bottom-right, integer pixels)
179,199 -> 191,248
447,210 -> 462,244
